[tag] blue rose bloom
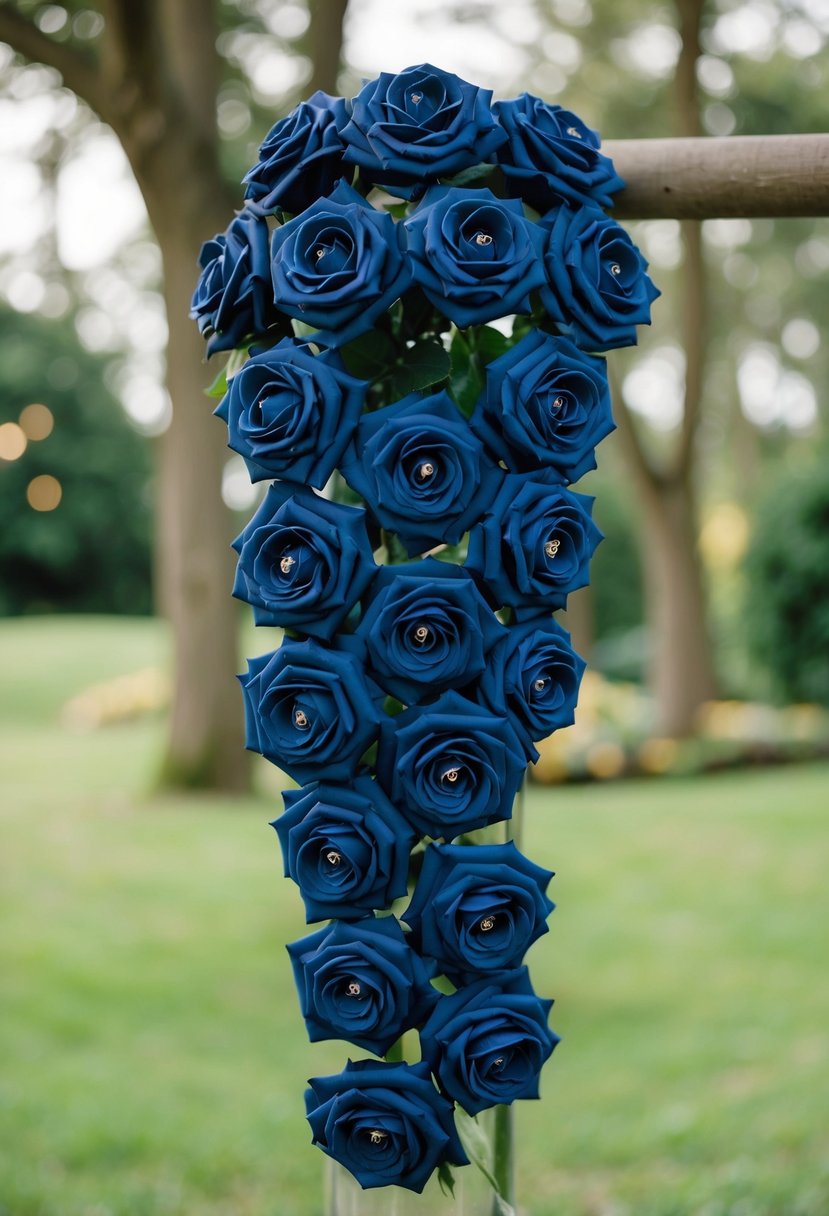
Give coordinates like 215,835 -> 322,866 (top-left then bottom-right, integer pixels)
419,967 -> 559,1116
478,616 -> 586,760
404,187 -> 546,328
306,1059 -> 469,1193
540,204 -> 660,351
287,916 -> 438,1055
270,180 -> 411,348
272,776 -> 415,922
350,558 -> 504,704
215,339 -> 367,486
466,471 -> 602,611
404,841 -> 554,985
340,390 -> 503,557
376,689 -> 526,840
240,638 -> 385,782
469,330 -> 613,482
494,95 -> 624,212
191,209 -> 280,356
341,64 -> 505,198
243,91 -> 349,216
231,484 -> 375,640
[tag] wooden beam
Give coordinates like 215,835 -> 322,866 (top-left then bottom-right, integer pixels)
604,134 -> 829,219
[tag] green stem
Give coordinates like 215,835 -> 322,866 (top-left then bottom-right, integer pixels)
488,776 -> 526,1213
491,1105 -> 515,1213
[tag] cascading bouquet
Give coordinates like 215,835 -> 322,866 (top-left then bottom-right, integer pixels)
192,64 -> 658,1207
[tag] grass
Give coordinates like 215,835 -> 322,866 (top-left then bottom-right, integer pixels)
1,616 -> 828,1216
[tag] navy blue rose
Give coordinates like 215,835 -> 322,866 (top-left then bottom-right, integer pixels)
240,638 -> 384,782
494,95 -> 624,212
191,209 -> 280,356
540,204 -> 660,351
479,616 -> 586,760
306,1059 -> 468,1193
243,91 -> 349,217
272,777 -> 415,922
419,967 -> 558,1116
469,330 -> 613,482
404,187 -> 546,328
231,484 -> 375,639
404,841 -> 554,985
215,339 -> 367,486
466,472 -> 602,611
288,916 -> 438,1055
376,689 -> 526,840
270,180 -> 411,348
351,558 -> 505,704
341,64 -> 505,198
340,390 -> 503,557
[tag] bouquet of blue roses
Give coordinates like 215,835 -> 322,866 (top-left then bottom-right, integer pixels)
192,63 -> 658,1206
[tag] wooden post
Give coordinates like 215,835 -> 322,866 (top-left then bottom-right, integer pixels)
604,133 -> 829,219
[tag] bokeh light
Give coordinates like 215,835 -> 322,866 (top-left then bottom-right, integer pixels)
27,474 -> 62,511
19,402 -> 54,441
0,421 -> 27,461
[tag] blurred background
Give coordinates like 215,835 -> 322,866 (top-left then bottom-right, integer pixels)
1,1 -> 827,1213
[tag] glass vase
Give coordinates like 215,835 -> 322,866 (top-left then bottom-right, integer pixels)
325,1106 -> 513,1215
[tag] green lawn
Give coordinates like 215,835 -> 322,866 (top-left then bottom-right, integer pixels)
1,617 -> 828,1216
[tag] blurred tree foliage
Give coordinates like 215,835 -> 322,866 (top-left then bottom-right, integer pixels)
0,308 -> 152,616
523,0 -> 828,708
0,0 -> 826,761
744,461 -> 829,708
590,473 -> 644,647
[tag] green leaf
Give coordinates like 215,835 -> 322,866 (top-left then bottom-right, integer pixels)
441,162 -> 497,188
473,325 -> 511,364
511,314 -> 534,343
382,530 -> 411,566
205,364 -> 228,400
226,348 -> 249,379
437,1162 -> 456,1200
383,1036 -> 404,1063
340,330 -> 399,382
383,201 -> 410,219
449,328 -> 484,416
398,287 -> 441,341
205,347 -> 249,400
387,338 -> 451,398
291,319 -> 319,339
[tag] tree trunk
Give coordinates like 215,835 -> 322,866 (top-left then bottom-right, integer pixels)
640,475 -> 717,735
0,0 -> 351,793
153,214 -> 249,791
563,586 -> 593,663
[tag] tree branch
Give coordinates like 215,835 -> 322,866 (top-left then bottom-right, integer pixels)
607,360 -> 662,497
0,2 -> 104,115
